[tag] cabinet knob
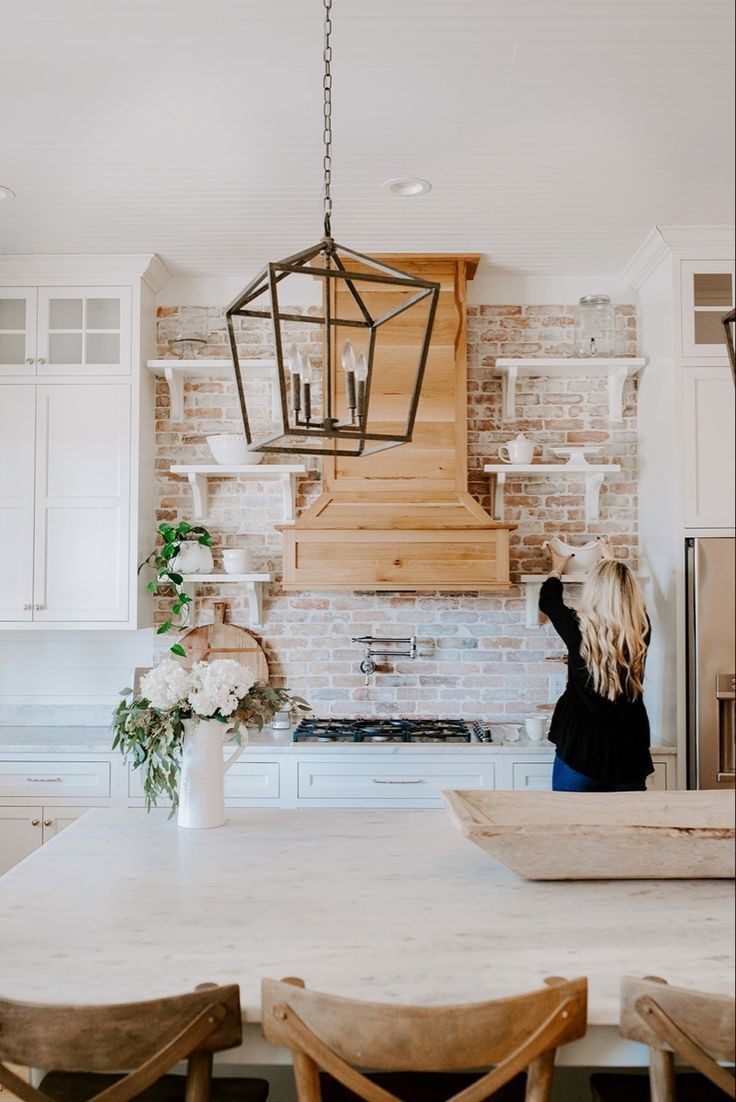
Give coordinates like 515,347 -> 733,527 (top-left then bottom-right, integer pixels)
37,357 -> 47,365
33,604 -> 44,611
23,603 -> 32,610
43,819 -> 53,827
25,357 -> 35,365
31,819 -> 40,827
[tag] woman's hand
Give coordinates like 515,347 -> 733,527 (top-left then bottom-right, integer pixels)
547,546 -> 574,576
598,538 -> 615,561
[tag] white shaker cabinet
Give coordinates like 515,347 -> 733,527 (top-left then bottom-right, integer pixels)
680,261 -> 735,360
0,386 -> 36,620
33,384 -> 132,622
682,366 -> 736,528
0,806 -> 43,874
0,252 -> 168,631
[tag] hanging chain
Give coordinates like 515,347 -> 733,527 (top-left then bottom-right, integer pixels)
322,0 -> 333,238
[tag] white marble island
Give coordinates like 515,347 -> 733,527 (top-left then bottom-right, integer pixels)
0,808 -> 732,1068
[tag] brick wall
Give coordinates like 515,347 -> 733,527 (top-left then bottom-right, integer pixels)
154,304 -> 638,721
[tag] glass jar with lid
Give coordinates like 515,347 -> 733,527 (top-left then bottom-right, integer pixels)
573,295 -> 616,357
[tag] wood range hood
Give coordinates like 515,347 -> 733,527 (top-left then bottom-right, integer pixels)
281,253 -> 514,591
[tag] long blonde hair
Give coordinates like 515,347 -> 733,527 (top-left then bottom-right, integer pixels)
578,560 -> 649,702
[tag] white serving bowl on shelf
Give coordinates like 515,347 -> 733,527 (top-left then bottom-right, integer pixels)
206,434 -> 263,465
543,537 -> 604,574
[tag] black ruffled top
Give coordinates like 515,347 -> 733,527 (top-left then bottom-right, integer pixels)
539,576 -> 653,784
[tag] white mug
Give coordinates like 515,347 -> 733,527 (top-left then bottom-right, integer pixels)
499,434 -> 536,465
222,548 -> 253,575
524,716 -> 547,742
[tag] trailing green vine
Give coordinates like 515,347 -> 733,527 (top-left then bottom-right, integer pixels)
138,520 -> 213,656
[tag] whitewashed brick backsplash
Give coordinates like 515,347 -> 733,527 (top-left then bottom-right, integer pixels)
153,304 -> 638,721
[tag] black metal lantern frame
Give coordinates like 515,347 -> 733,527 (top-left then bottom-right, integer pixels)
226,238 -> 440,458
225,0 -> 440,458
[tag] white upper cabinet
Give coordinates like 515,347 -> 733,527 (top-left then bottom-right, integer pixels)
680,260 -> 735,360
33,385 -> 131,622
682,366 -> 736,528
0,289 -> 37,376
37,287 -> 131,376
0,387 -> 36,620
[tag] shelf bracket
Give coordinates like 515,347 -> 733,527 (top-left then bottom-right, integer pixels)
583,472 -> 605,522
488,471 -> 507,521
281,473 -> 298,525
245,580 -> 265,628
163,366 -> 185,422
607,365 -> 628,421
523,580 -> 543,628
500,364 -> 518,421
186,473 -> 208,521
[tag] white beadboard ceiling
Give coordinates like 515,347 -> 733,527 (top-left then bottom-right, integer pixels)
0,0 -> 734,277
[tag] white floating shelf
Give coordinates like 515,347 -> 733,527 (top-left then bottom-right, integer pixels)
180,572 -> 273,629
170,464 -> 306,523
146,358 -> 277,421
492,357 -> 646,421
483,462 -> 621,522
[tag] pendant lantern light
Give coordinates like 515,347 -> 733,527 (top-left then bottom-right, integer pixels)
226,0 -> 440,457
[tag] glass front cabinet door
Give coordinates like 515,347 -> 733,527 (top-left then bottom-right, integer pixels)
0,289 -> 37,375
680,261 -> 735,360
36,287 -> 131,375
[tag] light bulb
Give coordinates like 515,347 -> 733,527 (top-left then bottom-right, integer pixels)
354,352 -> 368,381
342,340 -> 356,373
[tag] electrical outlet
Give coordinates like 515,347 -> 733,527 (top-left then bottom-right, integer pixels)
548,673 -> 567,701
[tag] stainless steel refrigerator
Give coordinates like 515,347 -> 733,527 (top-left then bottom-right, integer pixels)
685,537 -> 735,789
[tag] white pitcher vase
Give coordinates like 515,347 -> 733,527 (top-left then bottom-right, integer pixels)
177,717 -> 245,829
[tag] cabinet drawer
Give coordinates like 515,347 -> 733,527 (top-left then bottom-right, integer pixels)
297,759 -> 495,801
0,760 -> 111,800
128,761 -> 280,802
511,761 -> 554,791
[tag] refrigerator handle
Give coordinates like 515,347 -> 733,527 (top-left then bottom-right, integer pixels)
715,674 -> 736,783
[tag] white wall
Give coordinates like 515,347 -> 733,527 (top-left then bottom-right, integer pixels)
0,630 -> 154,725
635,256 -> 679,745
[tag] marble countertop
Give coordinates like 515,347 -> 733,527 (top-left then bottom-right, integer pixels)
0,808 -> 728,1028
0,726 -> 677,756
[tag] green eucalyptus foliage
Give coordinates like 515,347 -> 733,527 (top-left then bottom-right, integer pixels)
138,520 -> 213,656
112,683 -> 310,816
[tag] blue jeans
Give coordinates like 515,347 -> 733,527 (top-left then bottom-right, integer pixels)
552,755 -> 647,792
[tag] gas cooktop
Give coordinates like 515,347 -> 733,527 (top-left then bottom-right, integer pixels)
292,717 -> 487,743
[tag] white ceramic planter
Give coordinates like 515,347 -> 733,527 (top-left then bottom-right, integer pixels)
172,541 -> 214,574
177,718 -> 246,829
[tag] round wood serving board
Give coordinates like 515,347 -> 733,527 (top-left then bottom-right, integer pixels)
178,601 -> 269,684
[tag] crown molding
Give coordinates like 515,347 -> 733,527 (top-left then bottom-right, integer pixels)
0,252 -> 170,289
621,225 -> 736,289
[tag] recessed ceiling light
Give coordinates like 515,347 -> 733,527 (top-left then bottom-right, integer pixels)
381,177 -> 432,197
0,185 -> 16,200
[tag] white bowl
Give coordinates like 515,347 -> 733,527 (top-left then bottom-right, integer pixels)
206,434 -> 263,466
543,537 -> 604,574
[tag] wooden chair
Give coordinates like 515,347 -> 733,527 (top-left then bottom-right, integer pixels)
591,976 -> 735,1102
0,984 -> 269,1102
261,975 -> 587,1102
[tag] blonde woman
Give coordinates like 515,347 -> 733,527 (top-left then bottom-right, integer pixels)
539,541 -> 653,792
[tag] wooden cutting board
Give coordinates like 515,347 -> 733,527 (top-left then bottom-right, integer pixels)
177,601 -> 269,684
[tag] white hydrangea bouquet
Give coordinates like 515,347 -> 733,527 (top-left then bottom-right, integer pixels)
112,658 -> 309,813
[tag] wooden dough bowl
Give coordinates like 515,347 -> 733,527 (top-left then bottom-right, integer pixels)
443,789 -> 736,880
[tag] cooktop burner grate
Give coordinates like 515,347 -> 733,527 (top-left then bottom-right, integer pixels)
292,718 -> 486,743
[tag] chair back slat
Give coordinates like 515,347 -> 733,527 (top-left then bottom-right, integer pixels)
620,977 -> 735,1063
263,976 -> 586,1102
0,985 -> 242,1072
262,976 -> 585,1073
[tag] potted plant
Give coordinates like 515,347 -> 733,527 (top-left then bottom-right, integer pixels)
139,520 -> 214,656
112,659 -> 309,828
